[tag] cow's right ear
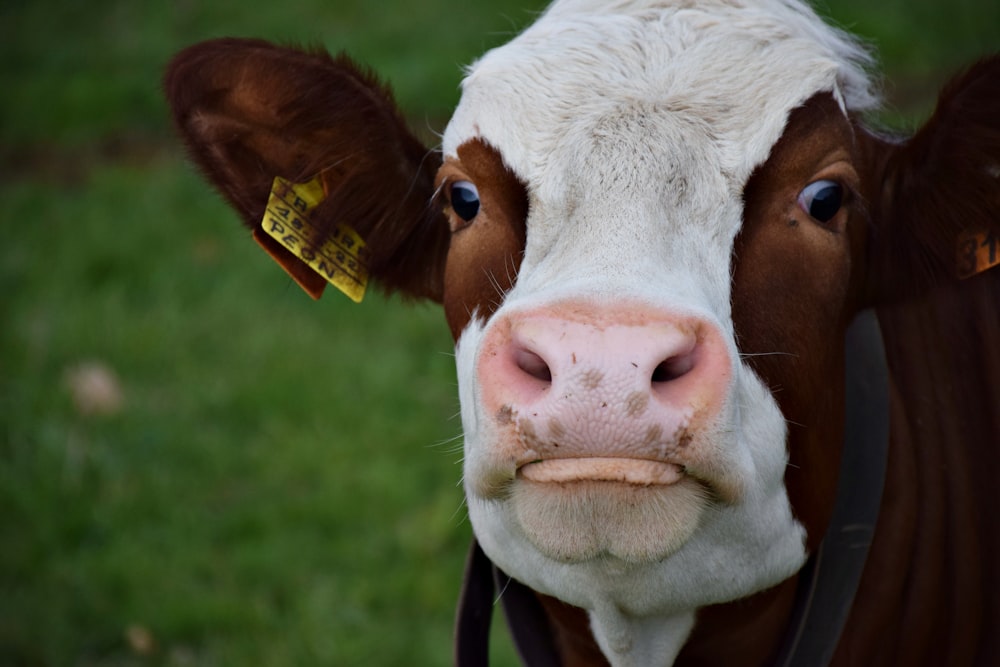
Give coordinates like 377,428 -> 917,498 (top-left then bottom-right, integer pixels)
861,56 -> 1000,304
164,38 -> 449,302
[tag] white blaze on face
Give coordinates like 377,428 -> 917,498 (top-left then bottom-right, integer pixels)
443,0 -> 877,663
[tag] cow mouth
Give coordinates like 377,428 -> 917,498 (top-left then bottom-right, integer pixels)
517,458 -> 685,486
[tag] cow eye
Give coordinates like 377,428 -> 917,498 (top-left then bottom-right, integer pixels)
449,181 -> 481,223
797,180 -> 843,223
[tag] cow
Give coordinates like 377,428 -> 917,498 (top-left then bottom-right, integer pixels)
164,0 -> 1000,664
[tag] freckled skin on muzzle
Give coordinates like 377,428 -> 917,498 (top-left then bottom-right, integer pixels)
467,300 -> 742,564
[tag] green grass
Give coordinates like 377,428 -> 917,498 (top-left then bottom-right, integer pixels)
1,1 -> 997,666
816,0 -> 1000,126
0,0 -> 550,151
0,164 -> 474,665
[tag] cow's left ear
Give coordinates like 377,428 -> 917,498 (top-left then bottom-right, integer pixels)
861,56 -> 1000,304
164,38 -> 449,302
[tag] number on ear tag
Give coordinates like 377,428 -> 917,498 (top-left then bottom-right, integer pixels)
256,173 -> 369,302
957,228 -> 999,280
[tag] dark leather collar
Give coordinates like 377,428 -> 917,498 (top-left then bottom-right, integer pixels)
771,308 -> 891,666
455,540 -> 561,666
455,309 -> 891,667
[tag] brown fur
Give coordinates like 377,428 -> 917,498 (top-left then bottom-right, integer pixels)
832,59 -> 1000,664
733,94 -> 865,553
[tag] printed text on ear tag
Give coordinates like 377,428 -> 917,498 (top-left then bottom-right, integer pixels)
259,174 -> 369,302
957,227 -> 999,280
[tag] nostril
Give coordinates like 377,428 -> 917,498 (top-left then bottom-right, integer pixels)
651,352 -> 696,384
515,348 -> 552,383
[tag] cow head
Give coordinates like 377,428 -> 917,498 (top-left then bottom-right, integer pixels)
165,1 -> 1000,663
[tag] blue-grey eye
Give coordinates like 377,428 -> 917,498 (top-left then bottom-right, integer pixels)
450,181 -> 481,222
797,180 -> 843,223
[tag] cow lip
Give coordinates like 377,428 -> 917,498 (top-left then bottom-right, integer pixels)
517,458 -> 685,486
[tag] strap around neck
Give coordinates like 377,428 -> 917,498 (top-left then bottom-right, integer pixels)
772,308 -> 891,666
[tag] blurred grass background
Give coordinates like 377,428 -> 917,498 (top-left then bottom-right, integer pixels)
0,1 -> 996,665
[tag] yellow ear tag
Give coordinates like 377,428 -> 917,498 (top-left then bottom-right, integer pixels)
957,227 -> 1000,280
257,173 -> 369,302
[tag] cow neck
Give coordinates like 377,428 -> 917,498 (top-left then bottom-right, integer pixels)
828,278 -> 1000,666
454,309 -> 891,667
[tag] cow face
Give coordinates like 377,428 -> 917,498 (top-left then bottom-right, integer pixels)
435,3 -> 875,652
165,1 -> 999,664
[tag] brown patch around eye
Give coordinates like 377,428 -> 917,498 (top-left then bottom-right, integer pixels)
732,92 -> 864,552
441,139 -> 529,340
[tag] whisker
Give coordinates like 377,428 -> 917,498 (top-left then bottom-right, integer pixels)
739,351 -> 798,359
426,432 -> 465,451
449,496 -> 469,524
402,147 -> 444,219
422,119 -> 445,144
485,268 -> 507,301
504,253 -> 520,290
494,574 -> 515,606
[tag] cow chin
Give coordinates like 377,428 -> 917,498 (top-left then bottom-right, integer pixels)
510,477 -> 709,565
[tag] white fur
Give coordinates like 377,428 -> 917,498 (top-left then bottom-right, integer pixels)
444,1 -> 877,664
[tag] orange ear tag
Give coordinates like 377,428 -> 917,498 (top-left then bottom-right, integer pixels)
956,227 -> 1000,280
254,173 -> 369,302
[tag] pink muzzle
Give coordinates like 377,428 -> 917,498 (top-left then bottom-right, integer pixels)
476,300 -> 734,487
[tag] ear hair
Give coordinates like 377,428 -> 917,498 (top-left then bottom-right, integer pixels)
863,55 -> 1000,303
164,38 -> 449,301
